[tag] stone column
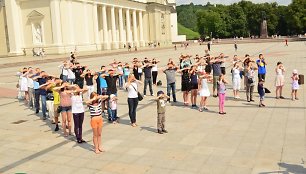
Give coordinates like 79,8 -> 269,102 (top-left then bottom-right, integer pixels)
132,10 -> 138,47
5,0 -> 23,55
111,6 -> 118,49
138,11 -> 144,47
102,5 -> 110,50
92,3 -> 100,48
125,9 -> 132,47
50,0 -> 63,45
83,1 -> 90,44
118,8 -> 125,48
67,0 -> 74,44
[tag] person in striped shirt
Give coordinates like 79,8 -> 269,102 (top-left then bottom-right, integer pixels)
86,92 -> 108,154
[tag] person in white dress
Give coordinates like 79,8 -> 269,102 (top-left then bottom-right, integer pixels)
275,62 -> 285,99
232,62 -> 243,99
198,72 -> 211,112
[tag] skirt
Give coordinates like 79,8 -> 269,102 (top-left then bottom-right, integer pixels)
275,75 -> 284,87
190,83 -> 198,90
181,81 -> 191,92
199,88 -> 210,97
232,77 -> 241,90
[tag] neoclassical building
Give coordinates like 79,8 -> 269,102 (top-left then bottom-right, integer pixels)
0,0 -> 185,56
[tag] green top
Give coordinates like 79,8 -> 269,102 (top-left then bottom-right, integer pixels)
157,99 -> 166,114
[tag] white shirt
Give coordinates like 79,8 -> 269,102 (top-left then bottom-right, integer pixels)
58,64 -> 68,76
110,100 -> 117,110
71,95 -> 85,113
27,77 -> 34,88
126,82 -> 138,98
67,69 -> 75,79
138,67 -> 143,73
152,64 -> 158,71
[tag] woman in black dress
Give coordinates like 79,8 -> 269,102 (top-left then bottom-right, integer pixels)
189,65 -> 198,108
180,65 -> 191,106
205,56 -> 212,74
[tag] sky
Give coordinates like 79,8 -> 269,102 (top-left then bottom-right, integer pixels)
176,0 -> 292,6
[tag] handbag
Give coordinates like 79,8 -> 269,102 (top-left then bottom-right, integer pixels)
57,106 -> 62,113
264,87 -> 271,93
131,83 -> 143,101
247,78 -> 254,84
46,92 -> 54,101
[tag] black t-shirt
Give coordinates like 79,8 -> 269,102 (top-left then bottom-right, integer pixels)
105,75 -> 118,94
143,66 -> 152,78
37,77 -> 47,95
85,74 -> 94,86
72,67 -> 85,81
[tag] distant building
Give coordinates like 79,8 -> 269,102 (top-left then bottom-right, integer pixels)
0,0 -> 185,56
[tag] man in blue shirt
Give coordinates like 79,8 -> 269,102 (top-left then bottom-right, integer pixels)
97,66 -> 108,116
256,54 -> 267,80
33,71 -> 48,119
30,68 -> 41,114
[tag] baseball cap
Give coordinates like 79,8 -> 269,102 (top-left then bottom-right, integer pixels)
293,69 -> 298,74
110,94 -> 116,99
157,90 -> 164,96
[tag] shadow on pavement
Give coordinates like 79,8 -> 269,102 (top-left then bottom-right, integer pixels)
140,126 -> 156,133
258,162 -> 306,174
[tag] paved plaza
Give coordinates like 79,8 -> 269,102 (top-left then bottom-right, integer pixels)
0,41 -> 305,174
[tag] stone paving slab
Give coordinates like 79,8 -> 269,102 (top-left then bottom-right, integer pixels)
0,41 -> 305,174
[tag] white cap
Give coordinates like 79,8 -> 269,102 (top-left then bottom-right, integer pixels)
293,69 -> 298,74
110,94 -> 116,99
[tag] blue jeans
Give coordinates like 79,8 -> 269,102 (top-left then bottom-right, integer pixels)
107,93 -> 117,121
41,95 -> 47,117
62,75 -> 68,82
34,89 -> 40,111
167,82 -> 177,102
143,78 -> 153,95
111,110 -> 117,121
124,75 -> 129,83
118,76 -> 124,88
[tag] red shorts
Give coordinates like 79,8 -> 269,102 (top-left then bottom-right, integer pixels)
90,116 -> 103,129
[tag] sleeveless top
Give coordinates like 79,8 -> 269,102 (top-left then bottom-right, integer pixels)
218,81 -> 226,94
89,99 -> 102,117
60,92 -> 72,107
190,73 -> 198,84
276,68 -> 283,76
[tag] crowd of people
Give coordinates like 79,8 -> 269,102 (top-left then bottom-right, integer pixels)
16,50 -> 301,154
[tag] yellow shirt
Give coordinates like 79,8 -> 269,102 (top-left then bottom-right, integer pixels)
51,84 -> 60,105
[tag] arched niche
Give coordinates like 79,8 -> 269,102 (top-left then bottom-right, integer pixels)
27,10 -> 45,46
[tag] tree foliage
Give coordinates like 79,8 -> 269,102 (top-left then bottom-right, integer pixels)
177,0 -> 306,39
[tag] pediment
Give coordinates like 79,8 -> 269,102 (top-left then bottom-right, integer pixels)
27,10 -> 44,19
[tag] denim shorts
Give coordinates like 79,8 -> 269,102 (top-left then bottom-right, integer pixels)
61,106 -> 72,113
101,88 -> 107,95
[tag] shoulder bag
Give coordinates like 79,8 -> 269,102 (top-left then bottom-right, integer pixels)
131,83 -> 143,101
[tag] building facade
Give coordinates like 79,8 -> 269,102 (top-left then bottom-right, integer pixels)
1,0 -> 185,56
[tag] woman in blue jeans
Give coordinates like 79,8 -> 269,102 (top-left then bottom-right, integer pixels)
125,74 -> 142,127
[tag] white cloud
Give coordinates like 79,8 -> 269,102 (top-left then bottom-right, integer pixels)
176,0 -> 291,6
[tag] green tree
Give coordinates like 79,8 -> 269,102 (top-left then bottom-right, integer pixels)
286,0 -> 306,34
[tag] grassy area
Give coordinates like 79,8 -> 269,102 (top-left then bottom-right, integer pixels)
178,23 -> 200,40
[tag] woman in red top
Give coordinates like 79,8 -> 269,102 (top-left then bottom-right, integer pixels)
54,82 -> 77,137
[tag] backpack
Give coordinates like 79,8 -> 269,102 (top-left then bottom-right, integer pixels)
157,80 -> 162,86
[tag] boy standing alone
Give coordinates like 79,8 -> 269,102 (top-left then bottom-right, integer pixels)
156,91 -> 169,134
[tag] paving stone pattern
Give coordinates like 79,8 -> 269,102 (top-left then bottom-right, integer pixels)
0,42 -> 305,174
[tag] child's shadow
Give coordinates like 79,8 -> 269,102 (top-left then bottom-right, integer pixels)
73,141 -> 95,152
140,126 -> 156,133
117,118 -> 132,126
